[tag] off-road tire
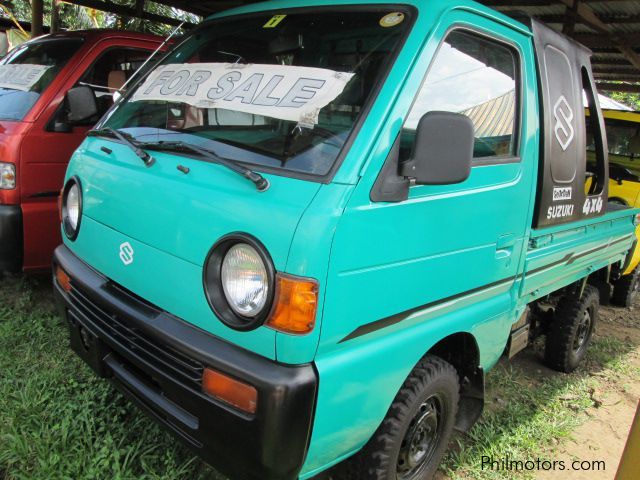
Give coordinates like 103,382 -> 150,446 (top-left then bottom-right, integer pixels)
545,285 -> 599,373
611,268 -> 639,308
338,355 -> 459,480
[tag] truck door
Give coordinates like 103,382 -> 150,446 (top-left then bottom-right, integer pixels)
322,12 -> 537,363
20,40 -> 157,270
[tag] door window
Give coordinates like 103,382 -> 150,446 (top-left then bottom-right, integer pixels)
69,47 -> 151,125
401,30 -> 519,162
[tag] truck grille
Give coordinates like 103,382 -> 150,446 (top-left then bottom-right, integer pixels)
68,284 -> 204,391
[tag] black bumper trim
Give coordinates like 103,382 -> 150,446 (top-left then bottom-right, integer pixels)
53,245 -> 317,480
0,205 -> 22,273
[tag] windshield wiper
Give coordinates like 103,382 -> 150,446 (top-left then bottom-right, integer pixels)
143,141 -> 270,192
88,127 -> 155,167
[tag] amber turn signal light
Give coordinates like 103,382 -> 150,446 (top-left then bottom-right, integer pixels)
266,273 -> 318,334
55,265 -> 72,293
202,368 -> 258,414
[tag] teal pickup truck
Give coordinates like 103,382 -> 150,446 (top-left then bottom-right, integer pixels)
53,1 -> 639,479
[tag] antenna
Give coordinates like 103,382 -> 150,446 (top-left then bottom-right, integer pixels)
114,21 -> 186,100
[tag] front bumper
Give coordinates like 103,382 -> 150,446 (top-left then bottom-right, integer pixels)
53,245 -> 318,480
0,205 -> 22,272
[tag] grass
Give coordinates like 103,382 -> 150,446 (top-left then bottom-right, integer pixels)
0,275 -> 221,480
0,275 -> 637,479
442,335 -> 638,479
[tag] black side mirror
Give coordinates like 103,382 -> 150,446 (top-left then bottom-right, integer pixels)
66,85 -> 98,123
400,111 -> 473,185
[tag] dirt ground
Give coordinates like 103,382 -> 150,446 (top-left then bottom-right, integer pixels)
535,303 -> 640,480
431,296 -> 640,480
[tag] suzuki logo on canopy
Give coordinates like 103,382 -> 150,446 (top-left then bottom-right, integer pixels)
553,95 -> 575,151
119,242 -> 134,266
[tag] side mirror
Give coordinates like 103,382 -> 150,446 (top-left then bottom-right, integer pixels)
400,111 -> 473,185
66,85 -> 98,123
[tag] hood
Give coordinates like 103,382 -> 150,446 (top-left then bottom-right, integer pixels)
70,137 -> 321,267
64,136 -> 322,359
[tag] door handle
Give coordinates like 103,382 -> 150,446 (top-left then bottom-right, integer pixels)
496,234 -> 516,260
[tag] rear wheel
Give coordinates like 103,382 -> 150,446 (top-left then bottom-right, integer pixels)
611,268 -> 639,308
340,355 -> 459,480
545,285 -> 599,373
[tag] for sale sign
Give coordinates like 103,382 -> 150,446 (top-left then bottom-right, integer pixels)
0,64 -> 50,91
130,63 -> 355,126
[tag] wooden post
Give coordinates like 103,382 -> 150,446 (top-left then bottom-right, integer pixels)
562,0 -> 579,36
51,0 -> 60,33
31,0 -> 44,37
135,0 -> 145,31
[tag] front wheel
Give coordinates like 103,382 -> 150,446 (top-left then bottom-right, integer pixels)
545,285 -> 599,373
340,355 -> 459,480
611,268 -> 639,308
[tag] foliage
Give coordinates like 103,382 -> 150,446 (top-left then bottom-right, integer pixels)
609,91 -> 640,111
1,0 -> 199,35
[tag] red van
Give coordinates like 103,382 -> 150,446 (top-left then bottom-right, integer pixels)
0,30 -> 164,273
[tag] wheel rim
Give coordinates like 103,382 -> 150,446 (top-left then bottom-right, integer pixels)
397,394 -> 444,479
573,309 -> 592,354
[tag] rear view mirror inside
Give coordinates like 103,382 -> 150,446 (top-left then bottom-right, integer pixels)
269,34 -> 304,54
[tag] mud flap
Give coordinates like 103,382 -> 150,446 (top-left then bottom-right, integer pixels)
455,366 -> 484,432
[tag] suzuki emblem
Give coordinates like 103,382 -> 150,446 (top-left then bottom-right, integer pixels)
119,242 -> 134,266
553,95 -> 575,151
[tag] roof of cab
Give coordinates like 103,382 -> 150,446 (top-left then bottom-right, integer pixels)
27,29 -> 165,45
202,0 -> 531,35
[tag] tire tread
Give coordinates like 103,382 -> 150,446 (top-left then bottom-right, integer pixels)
339,355 -> 459,480
545,285 -> 599,373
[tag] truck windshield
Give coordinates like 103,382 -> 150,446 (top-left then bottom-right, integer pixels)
0,38 -> 83,121
99,9 -> 411,177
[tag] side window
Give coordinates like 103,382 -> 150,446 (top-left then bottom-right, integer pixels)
400,30 -> 519,162
73,47 -> 151,125
582,68 -> 606,195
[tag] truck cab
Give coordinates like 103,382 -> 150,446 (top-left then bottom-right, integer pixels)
52,2 -> 639,479
594,109 -> 640,304
0,30 -> 164,273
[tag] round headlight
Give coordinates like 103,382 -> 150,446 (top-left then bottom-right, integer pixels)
62,178 -> 82,240
203,235 -> 275,331
221,244 -> 269,317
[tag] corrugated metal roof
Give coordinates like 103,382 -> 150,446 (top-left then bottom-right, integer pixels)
462,91 -> 516,138
172,0 -> 640,91
480,1 -> 640,92
65,0 -> 640,92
